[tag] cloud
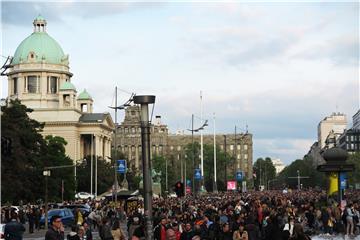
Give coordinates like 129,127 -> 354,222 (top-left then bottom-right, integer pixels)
254,138 -> 314,164
1,2 -> 163,26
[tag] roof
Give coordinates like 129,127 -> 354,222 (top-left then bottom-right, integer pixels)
78,89 -> 92,100
79,113 -> 108,123
12,16 -> 66,65
59,82 -> 76,91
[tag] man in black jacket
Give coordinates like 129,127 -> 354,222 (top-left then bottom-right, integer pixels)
45,215 -> 65,240
4,212 -> 25,240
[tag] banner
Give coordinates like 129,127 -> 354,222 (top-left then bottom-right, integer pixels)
340,172 -> 347,190
227,181 -> 237,190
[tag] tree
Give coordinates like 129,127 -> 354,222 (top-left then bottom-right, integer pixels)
41,136 -> 75,202
277,156 -> 326,190
76,156 -> 115,195
1,100 -> 74,203
253,157 -> 276,190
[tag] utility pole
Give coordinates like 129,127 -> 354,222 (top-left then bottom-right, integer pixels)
200,91 -> 204,192
234,126 -> 237,177
288,170 -> 309,190
213,113 -> 217,192
192,114 -> 195,192
224,135 -> 227,184
91,134 -> 93,197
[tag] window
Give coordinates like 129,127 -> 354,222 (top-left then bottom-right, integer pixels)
237,154 -> 241,159
50,76 -> 57,93
244,154 -> 248,159
237,144 -> 241,150
230,145 -> 234,150
177,146 -> 181,151
170,146 -> 174,151
244,144 -> 248,150
13,78 -> 18,94
27,76 -> 37,93
351,135 -> 354,142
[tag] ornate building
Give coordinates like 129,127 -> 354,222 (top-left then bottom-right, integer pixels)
5,16 -> 114,161
115,105 -> 253,180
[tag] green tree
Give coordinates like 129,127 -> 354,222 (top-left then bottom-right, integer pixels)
1,100 -> 74,203
253,157 -> 276,190
277,156 -> 326,190
42,136 -> 75,202
76,155 -> 115,195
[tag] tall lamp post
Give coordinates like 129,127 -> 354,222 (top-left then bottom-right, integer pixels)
43,170 -> 51,229
133,95 -> 155,240
187,115 -> 208,194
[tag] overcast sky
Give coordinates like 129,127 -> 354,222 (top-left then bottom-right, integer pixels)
1,1 -> 359,165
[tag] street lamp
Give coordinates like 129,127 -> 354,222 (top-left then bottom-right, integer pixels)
43,170 -> 51,229
187,114 -> 208,193
133,95 -> 155,240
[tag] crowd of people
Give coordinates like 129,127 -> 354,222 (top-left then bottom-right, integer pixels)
1,189 -> 360,240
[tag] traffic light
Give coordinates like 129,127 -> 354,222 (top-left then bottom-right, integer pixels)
174,181 -> 184,197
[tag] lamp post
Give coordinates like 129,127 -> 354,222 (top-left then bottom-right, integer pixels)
43,170 -> 51,229
213,113 -> 217,192
187,115 -> 208,194
133,95 -> 155,240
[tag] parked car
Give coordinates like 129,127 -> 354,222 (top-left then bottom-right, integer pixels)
75,192 -> 94,200
40,208 -> 74,227
59,204 -> 90,217
0,223 -> 5,240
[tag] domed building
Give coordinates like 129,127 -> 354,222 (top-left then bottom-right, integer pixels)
6,15 -> 114,161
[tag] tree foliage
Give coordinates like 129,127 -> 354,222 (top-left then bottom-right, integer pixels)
276,156 -> 326,190
253,157 -> 276,190
1,100 -> 75,204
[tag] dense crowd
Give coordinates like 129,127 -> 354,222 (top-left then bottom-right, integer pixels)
1,189 -> 360,240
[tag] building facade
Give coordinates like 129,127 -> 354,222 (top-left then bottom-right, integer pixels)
271,158 -> 285,175
115,105 -> 254,180
318,112 -> 347,149
337,128 -> 360,153
353,109 -> 360,130
5,16 -> 114,161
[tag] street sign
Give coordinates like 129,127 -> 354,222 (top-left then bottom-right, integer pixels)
340,172 -> 347,190
227,181 -> 237,190
236,171 -> 243,181
186,179 -> 191,186
194,169 -> 201,180
117,160 -> 126,173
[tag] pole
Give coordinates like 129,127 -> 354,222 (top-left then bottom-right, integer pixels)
192,114 -> 195,192
74,163 -> 77,194
90,134 -> 93,196
200,91 -> 204,191
297,170 -> 300,190
61,179 -> 64,202
95,141 -> 97,198
134,95 -> 155,240
165,156 -> 168,191
114,87 -> 118,203
184,154 -> 187,196
224,135 -> 227,185
234,126 -> 237,176
213,113 -> 217,192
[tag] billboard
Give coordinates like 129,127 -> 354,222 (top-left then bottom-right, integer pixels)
117,160 -> 126,173
227,180 -> 237,191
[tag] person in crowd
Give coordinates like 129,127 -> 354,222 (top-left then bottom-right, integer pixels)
45,215 -> 65,240
233,223 -> 248,240
99,217 -> 114,240
180,222 -> 194,240
289,224 -> 311,240
82,222 -> 93,240
111,219 -> 125,240
346,203 -> 355,237
154,216 -> 168,240
219,223 -> 232,240
4,211 -> 25,240
67,225 -> 80,240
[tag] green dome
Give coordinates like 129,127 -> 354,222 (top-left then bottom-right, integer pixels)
12,16 -> 66,65
78,89 -> 92,100
60,82 -> 76,91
